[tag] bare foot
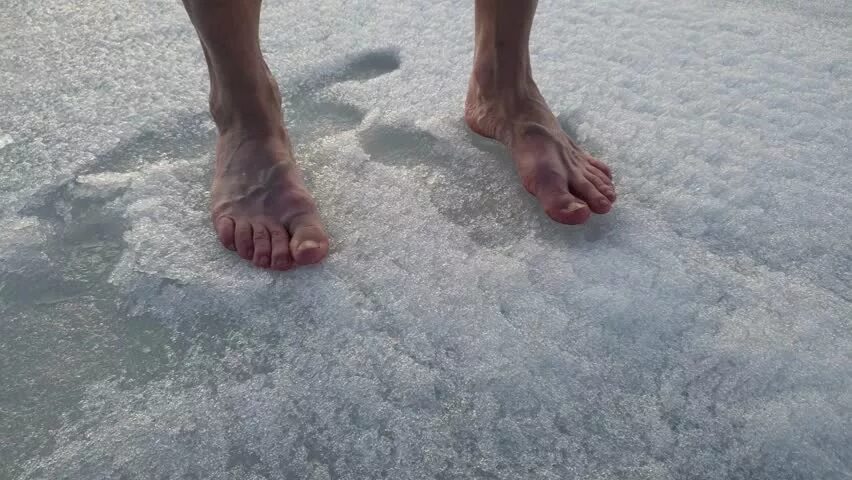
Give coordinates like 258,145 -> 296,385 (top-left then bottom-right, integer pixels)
209,80 -> 329,270
465,69 -> 615,225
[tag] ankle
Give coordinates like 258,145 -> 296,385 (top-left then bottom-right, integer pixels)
209,72 -> 284,135
470,52 -> 538,102
468,65 -> 543,128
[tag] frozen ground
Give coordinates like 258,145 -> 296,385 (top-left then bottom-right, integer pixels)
1,0 -> 850,478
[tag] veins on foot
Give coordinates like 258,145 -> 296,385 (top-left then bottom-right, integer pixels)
465,76 -> 615,225
211,128 -> 329,269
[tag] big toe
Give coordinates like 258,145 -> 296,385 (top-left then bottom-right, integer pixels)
543,194 -> 592,225
288,217 -> 329,266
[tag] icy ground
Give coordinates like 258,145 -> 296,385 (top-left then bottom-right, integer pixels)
1,0 -> 850,478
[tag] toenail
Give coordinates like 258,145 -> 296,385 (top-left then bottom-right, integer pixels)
563,203 -> 586,213
257,255 -> 269,265
298,240 -> 320,251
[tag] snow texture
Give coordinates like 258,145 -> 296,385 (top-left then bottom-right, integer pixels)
1,0 -> 850,479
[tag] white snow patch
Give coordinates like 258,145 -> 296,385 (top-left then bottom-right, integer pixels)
0,134 -> 13,149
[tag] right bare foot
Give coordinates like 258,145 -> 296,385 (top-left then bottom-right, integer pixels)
209,81 -> 328,270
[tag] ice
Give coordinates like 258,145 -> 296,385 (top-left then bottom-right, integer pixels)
1,0 -> 850,479
0,134 -> 13,150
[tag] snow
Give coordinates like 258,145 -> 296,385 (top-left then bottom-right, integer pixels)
0,134 -> 13,150
1,0 -> 850,479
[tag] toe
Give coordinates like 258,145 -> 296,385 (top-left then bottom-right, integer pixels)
532,177 -> 592,224
251,223 -> 272,268
588,157 -> 612,179
269,225 -> 292,270
571,177 -> 612,214
588,158 -> 612,179
521,159 -> 592,225
215,216 -> 236,251
588,164 -> 614,188
585,171 -> 617,203
234,220 -> 254,260
288,214 -> 329,266
543,193 -> 592,224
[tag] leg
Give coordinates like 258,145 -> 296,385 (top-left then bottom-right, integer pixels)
466,0 -> 615,224
182,0 -> 328,269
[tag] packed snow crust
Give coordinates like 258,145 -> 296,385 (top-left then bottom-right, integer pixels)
0,0 -> 850,479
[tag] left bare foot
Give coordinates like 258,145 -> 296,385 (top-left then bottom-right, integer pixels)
465,68 -> 615,225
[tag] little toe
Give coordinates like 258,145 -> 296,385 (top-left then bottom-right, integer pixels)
571,178 -> 612,214
215,216 -> 236,251
251,223 -> 272,268
588,165 -> 614,188
269,225 -> 293,271
588,157 -> 612,179
234,220 -> 254,260
288,215 -> 329,266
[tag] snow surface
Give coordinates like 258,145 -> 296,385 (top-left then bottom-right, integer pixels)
1,0 -> 850,478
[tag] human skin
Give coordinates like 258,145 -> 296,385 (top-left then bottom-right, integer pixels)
181,0 -> 615,270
